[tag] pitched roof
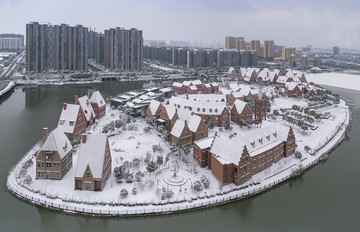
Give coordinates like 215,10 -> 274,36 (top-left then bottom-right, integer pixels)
194,136 -> 215,149
58,104 -> 81,134
171,120 -> 185,137
90,91 -> 106,107
169,96 -> 227,115
172,82 -> 183,87
232,99 -> 249,114
40,128 -> 73,159
75,135 -> 108,179
228,67 -> 235,74
189,85 -> 198,90
164,104 -> 176,119
187,94 -> 226,103
77,96 -> 95,122
148,100 -> 161,114
210,125 -> 290,164
188,114 -> 202,132
285,82 -> 300,91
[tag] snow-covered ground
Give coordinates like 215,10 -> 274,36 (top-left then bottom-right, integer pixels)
7,86 -> 351,216
307,72 -> 360,91
149,64 -> 176,72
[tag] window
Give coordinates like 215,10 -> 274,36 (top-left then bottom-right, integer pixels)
69,120 -> 74,126
37,161 -> 40,167
253,168 -> 256,175
57,162 -> 59,168
38,171 -> 40,177
59,120 -> 65,125
87,172 -> 90,178
245,156 -> 248,162
42,162 -> 44,167
234,167 -> 238,174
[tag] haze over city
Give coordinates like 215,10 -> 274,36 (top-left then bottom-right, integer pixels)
1,0 -> 359,49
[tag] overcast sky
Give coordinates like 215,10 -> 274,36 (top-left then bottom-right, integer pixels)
1,0 -> 359,49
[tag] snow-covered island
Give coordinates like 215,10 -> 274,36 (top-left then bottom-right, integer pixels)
6,68 -> 352,217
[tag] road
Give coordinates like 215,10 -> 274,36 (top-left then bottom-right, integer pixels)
0,50 -> 25,80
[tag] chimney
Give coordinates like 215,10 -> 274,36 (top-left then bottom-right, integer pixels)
74,95 -> 78,104
184,120 -> 187,127
63,103 -> 67,110
88,90 -> 93,99
42,128 -> 48,143
82,133 -> 87,143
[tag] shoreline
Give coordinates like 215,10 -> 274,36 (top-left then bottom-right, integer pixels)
6,104 -> 352,217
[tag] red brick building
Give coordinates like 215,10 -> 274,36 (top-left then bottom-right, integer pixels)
170,120 -> 192,146
231,99 -> 253,125
146,100 -> 163,124
186,85 -> 199,94
209,125 -> 296,185
171,82 -> 186,95
89,90 -> 106,119
193,136 -> 215,167
75,95 -> 96,127
57,103 -> 87,141
36,128 -> 73,180
187,114 -> 208,142
160,104 -> 176,130
285,82 -> 303,98
74,134 -> 112,191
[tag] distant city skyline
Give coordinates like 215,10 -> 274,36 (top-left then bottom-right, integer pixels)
0,0 -> 359,49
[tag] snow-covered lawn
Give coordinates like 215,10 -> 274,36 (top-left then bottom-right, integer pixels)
7,92 -> 350,215
307,72 -> 360,91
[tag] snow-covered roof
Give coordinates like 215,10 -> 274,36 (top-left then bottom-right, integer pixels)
159,87 -> 173,93
77,96 -> 95,122
187,94 -> 226,103
58,104 -> 81,134
239,68 -> 246,76
194,136 -> 215,149
164,104 -> 176,119
204,83 -> 211,88
210,125 -> 291,164
75,135 -> 108,179
257,69 -> 270,81
268,72 -> 277,82
183,80 -> 202,86
148,100 -> 161,114
232,86 -> 252,99
169,96 -> 227,115
232,99 -> 249,114
172,82 -> 183,88
40,128 -> 72,159
210,82 -> 218,87
189,85 -> 198,90
228,67 -> 235,74
285,69 -> 295,78
90,91 -> 106,107
176,107 -> 192,121
285,82 -> 300,91
188,114 -> 202,132
171,120 -> 185,137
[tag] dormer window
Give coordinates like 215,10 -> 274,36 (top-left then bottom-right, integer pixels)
203,108 -> 205,112
215,109 -> 218,113
259,138 -> 263,144
266,134 -> 270,141
69,120 -> 74,126
59,120 -> 65,125
273,132 -> 277,138
251,140 -> 255,148
197,107 -> 200,112
210,109 -> 212,113
63,142 -> 68,152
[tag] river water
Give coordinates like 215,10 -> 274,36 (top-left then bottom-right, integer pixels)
0,81 -> 359,232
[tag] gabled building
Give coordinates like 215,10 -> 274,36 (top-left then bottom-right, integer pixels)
193,136 -> 215,168
188,114 -> 208,142
231,99 -> 253,125
75,95 -> 96,126
210,82 -> 219,93
36,128 -> 73,180
256,69 -> 271,85
255,91 -> 267,122
170,120 -> 192,146
75,134 -> 112,191
146,100 -> 163,124
227,67 -> 237,77
209,125 -> 295,185
243,68 -> 257,84
171,82 -> 186,94
89,90 -> 106,119
57,103 -> 87,141
285,82 -> 303,98
160,104 -> 176,130
186,85 -> 199,94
